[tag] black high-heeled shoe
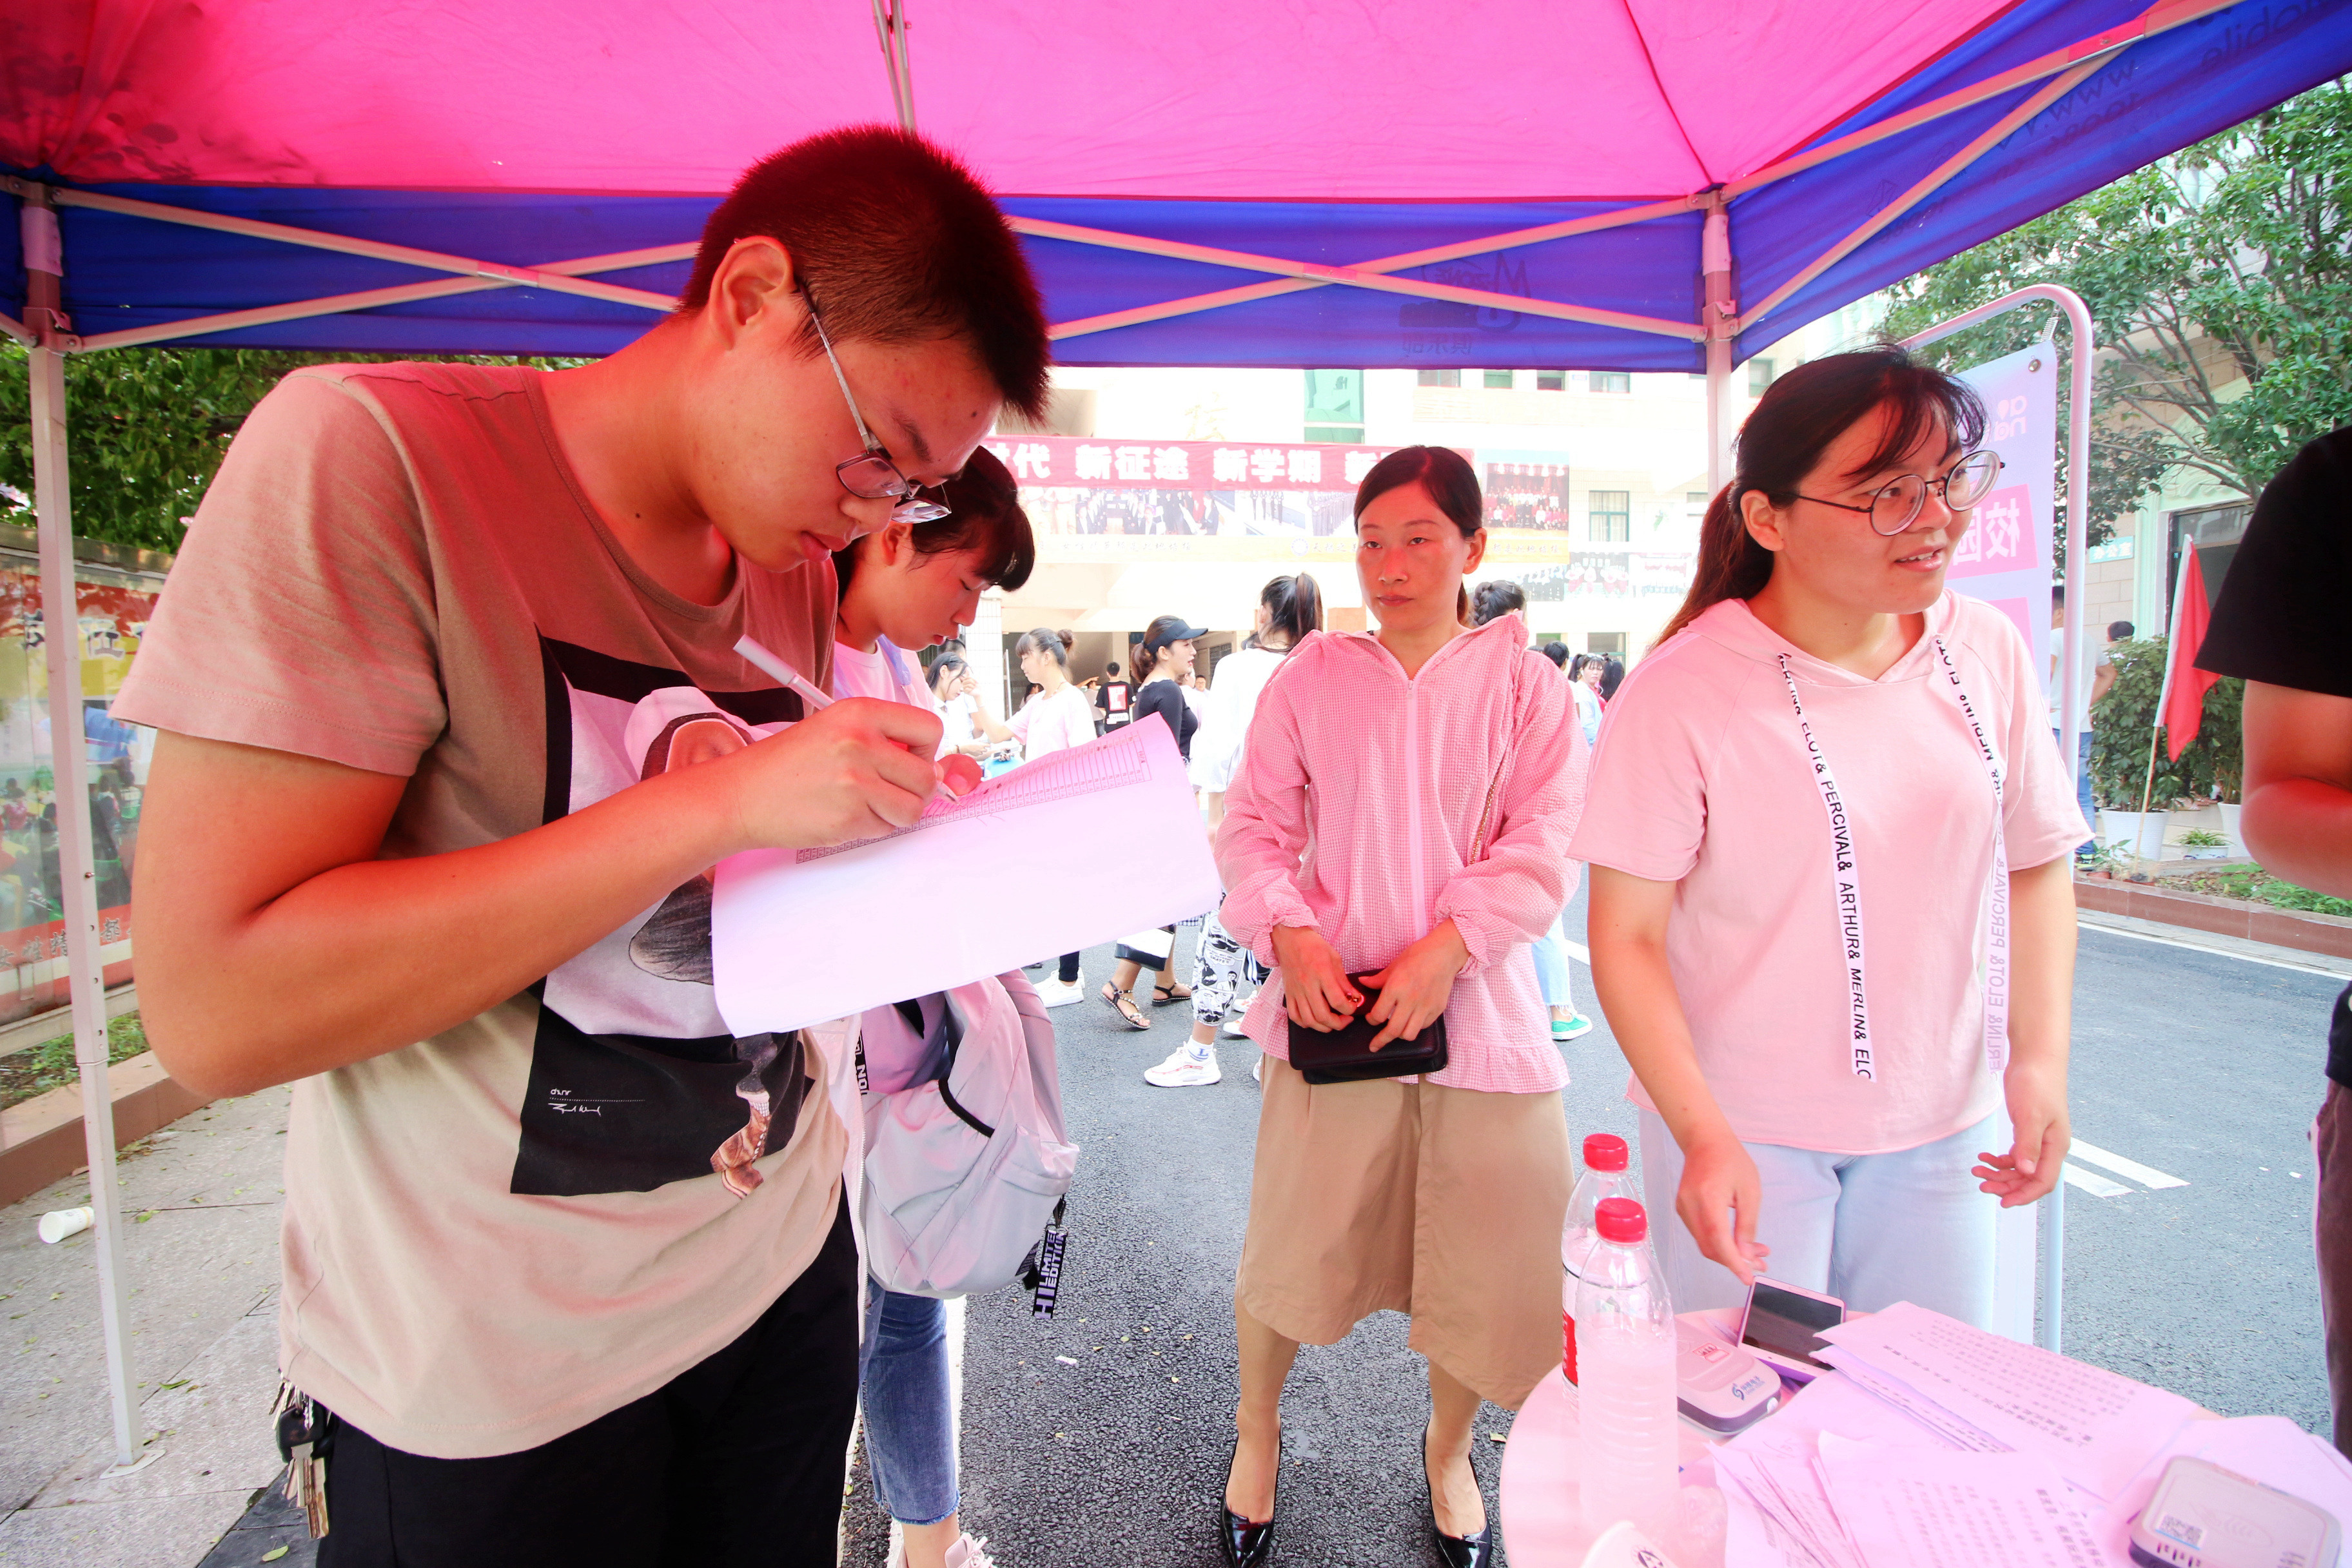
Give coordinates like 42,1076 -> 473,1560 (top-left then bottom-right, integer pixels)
1220,1433 -> 1280,1567
1419,1427 -> 1496,1568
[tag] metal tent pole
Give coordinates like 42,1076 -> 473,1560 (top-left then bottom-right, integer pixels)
1701,197 -> 1737,493
1901,282 -> 2096,1354
19,188 -> 145,1471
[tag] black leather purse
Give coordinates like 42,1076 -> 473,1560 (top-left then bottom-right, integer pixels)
1289,973 -> 1449,1084
1284,647 -> 1525,1088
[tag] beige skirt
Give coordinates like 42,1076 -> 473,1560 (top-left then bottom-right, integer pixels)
1236,1056 -> 1574,1411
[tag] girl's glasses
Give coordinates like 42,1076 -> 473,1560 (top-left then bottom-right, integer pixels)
1796,449 -> 2002,536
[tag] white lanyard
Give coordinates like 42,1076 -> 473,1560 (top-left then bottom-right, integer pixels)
1777,654 -> 1874,1079
1776,634 -> 2009,1083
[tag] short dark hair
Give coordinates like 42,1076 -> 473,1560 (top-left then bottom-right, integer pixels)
680,126 -> 1050,420
1105,661 -> 1121,676
2108,619 -> 2135,641
1540,641 -> 1569,668
832,445 -> 1035,594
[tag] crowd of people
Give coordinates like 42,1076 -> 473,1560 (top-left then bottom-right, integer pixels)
104,120 -> 2352,1568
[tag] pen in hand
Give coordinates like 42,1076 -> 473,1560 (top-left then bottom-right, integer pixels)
734,635 -> 981,799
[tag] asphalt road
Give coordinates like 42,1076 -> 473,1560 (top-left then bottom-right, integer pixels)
840,888 -> 2348,1567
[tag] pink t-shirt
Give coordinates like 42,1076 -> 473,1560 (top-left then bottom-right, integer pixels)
1568,593 -> 2086,1155
1006,683 -> 1095,761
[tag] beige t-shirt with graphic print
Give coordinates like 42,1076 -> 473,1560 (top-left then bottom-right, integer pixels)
115,362 -> 851,1460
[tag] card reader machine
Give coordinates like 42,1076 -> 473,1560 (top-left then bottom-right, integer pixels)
1675,1319 -> 1780,1434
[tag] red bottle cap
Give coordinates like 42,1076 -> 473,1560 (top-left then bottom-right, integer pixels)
1594,1197 -> 1647,1244
1582,1133 -> 1630,1173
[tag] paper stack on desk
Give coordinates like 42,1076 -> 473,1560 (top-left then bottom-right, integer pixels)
1710,1301 -> 2352,1568
710,714 -> 1222,1037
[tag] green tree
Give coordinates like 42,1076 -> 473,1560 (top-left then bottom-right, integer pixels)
1881,76 -> 2352,548
0,346 -> 579,554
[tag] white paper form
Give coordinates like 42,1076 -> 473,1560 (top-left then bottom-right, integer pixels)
710,716 -> 1222,1035
1811,1352 -> 2010,1455
1715,1441 -> 1866,1568
1817,1302 -> 2197,1502
1819,1449 -> 2106,1568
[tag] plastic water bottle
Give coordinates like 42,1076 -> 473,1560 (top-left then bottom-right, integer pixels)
1574,1197 -> 1678,1546
1561,1133 -> 1639,1383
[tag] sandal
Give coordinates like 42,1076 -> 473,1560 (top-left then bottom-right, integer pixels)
1152,983 -> 1193,1006
1100,982 -> 1152,1030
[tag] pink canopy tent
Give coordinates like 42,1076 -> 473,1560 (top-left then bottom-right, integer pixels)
7,0 -> 2348,1467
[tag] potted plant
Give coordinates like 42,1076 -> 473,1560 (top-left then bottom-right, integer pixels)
2178,828 -> 2230,861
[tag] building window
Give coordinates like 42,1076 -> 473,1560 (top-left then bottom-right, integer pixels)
1418,369 -> 1461,387
1484,369 -> 1514,389
1589,490 -> 1631,542
1748,358 -> 1776,396
1537,369 -> 1567,391
1588,632 -> 1626,655
1687,491 -> 1707,504
1589,371 -> 1631,394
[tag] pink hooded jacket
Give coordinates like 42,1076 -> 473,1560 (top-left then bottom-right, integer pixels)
1216,612 -> 1587,1093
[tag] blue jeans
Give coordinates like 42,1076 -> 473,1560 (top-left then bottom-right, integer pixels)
858,1284 -> 957,1525
2056,727 -> 2095,856
1531,907 -> 1578,1011
1638,1108 -> 2001,1328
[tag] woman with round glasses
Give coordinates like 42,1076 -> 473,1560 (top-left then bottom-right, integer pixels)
1572,347 -> 2086,1329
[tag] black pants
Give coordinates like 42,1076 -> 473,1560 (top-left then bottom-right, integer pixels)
318,1202 -> 859,1567
1058,952 -> 1081,983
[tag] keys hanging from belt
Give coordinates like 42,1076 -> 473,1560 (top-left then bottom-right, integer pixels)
271,1382 -> 335,1539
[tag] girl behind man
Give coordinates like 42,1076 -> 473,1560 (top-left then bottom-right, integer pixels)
830,447 -> 1037,1568
970,627 -> 1097,1006
1216,447 -> 1585,1568
1575,347 -> 2082,1328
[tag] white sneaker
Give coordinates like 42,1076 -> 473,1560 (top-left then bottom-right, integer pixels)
1034,977 -> 1084,1008
1144,1046 -> 1221,1087
889,1531 -> 997,1568
1251,1055 -> 1263,1083
946,1537 -> 997,1568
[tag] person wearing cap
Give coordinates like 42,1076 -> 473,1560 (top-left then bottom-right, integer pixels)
1100,613 -> 1206,1028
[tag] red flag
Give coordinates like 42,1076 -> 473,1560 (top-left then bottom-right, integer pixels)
2160,545 -> 2217,762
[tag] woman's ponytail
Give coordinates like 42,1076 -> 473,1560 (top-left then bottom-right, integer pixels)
1260,573 -> 1325,649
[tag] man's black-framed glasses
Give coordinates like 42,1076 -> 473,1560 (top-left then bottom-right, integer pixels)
806,292 -> 952,525
1797,449 -> 2002,536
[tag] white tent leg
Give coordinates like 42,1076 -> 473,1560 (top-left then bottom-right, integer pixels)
1901,282 -> 2096,1356
1702,199 -> 1737,493
21,192 -> 144,1472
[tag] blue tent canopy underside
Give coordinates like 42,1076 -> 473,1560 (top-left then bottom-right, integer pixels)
6,0 -> 2349,371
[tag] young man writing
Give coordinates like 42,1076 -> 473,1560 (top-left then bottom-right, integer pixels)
2199,426 -> 2352,1456
119,127 -> 1050,1564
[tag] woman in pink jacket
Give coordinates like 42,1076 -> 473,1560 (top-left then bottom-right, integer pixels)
1215,446 -> 1586,1568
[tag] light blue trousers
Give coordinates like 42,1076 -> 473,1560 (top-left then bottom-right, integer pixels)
1636,1107 -> 2001,1328
1531,908 -> 1578,1011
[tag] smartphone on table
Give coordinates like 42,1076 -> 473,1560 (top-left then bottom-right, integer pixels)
1738,1279 -> 1845,1385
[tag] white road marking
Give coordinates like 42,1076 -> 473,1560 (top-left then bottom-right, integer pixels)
1564,940 -> 1591,964
2063,1163 -> 2133,1199
2069,1139 -> 2189,1190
